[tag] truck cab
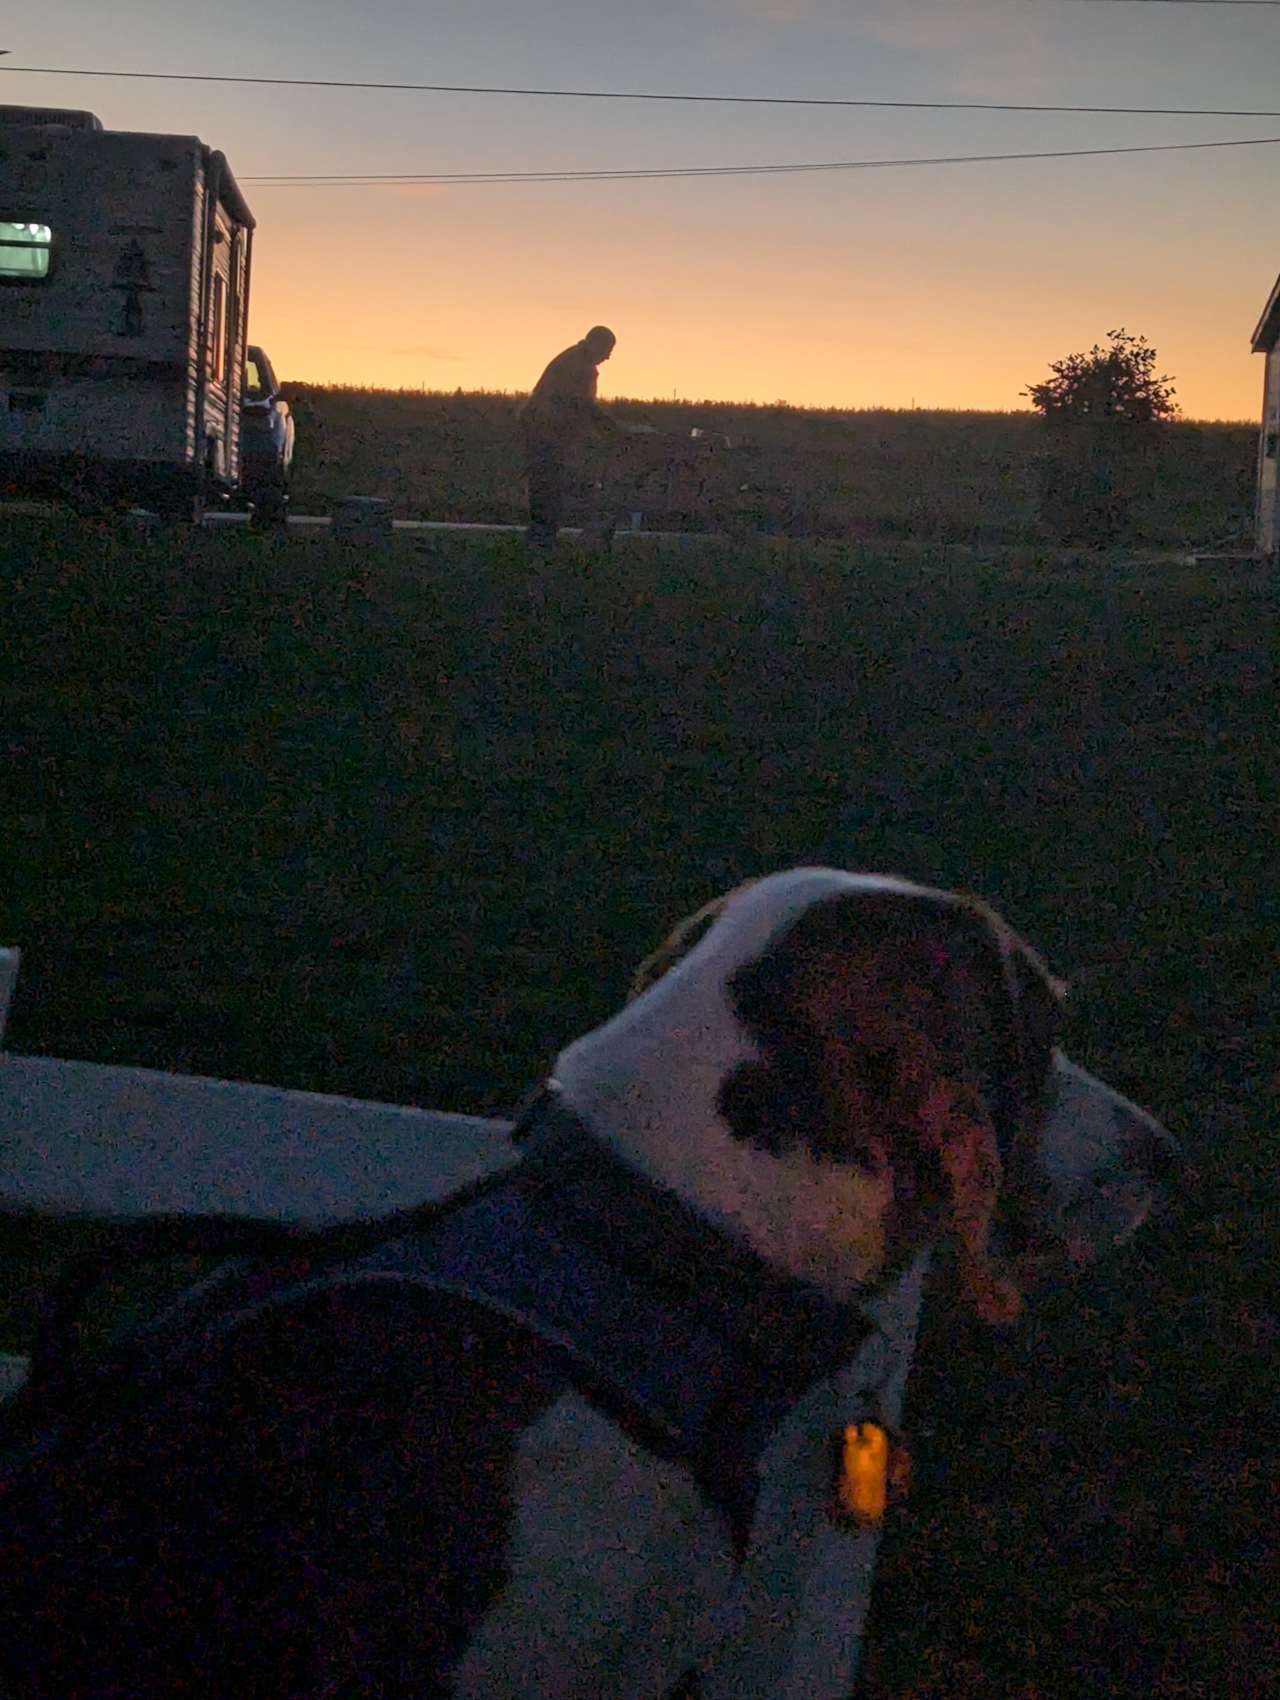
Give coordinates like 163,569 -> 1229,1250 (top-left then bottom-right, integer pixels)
240,344 -> 295,526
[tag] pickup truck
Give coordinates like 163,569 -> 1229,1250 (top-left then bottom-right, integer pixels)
240,343 -> 295,527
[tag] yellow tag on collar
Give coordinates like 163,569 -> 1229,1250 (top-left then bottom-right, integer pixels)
835,1422 -> 905,1528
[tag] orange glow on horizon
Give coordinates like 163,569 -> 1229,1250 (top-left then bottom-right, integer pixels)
245,187 -> 1267,422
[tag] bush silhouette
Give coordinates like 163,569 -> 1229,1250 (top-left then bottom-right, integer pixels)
1025,330 -> 1178,544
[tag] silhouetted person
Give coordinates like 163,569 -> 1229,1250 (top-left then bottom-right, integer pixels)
519,326 -> 620,548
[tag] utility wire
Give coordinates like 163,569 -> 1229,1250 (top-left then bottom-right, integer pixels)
1055,1 -> 1280,6
241,134 -> 1280,185
1,61 -> 1279,118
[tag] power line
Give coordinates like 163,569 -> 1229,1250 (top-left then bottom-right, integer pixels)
1,61 -> 1279,119
241,134 -> 1280,185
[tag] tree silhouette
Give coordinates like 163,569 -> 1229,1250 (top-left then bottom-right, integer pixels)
1024,329 -> 1178,425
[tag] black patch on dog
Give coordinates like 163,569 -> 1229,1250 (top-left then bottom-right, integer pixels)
718,890 -> 1061,1177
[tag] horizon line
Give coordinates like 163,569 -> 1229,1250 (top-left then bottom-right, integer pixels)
275,380 -> 1255,425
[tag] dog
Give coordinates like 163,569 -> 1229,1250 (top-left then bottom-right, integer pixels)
0,868 -> 1176,1700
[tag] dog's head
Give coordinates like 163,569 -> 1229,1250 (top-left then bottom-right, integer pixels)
569,868 -> 1175,1324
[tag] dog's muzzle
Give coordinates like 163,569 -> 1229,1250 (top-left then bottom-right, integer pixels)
998,1054 -> 1181,1279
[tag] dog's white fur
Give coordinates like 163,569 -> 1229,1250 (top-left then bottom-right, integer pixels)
557,870 -> 922,1299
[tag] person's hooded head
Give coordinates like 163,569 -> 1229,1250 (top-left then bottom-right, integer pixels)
583,326 -> 616,364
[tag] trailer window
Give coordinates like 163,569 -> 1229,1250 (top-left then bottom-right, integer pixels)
0,222 -> 52,281
208,272 -> 227,385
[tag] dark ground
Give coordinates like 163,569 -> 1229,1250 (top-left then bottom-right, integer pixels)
1,517 -> 1275,1697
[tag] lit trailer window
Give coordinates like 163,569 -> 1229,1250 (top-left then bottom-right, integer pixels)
0,222 -> 53,280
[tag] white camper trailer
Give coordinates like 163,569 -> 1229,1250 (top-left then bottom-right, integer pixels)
0,106 -> 254,518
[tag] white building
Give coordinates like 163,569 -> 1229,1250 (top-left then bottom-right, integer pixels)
1251,271 -> 1280,558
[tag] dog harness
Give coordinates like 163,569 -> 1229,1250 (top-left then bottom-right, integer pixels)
4,1084 -> 884,1556
398,1082 -> 881,1546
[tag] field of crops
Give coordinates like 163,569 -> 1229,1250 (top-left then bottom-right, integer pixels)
1,515 -> 1273,1697
285,385 -> 1258,550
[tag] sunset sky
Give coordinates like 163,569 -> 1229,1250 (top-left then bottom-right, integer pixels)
5,1 -> 1278,416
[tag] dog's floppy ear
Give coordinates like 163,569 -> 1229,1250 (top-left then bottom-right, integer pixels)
917,1079 -> 1025,1325
931,900 -> 1066,1324
627,883 -> 755,1003
981,909 -> 1068,1188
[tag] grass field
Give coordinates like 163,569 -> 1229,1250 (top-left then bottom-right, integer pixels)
285,385 -> 1258,550
1,515 -> 1274,1697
